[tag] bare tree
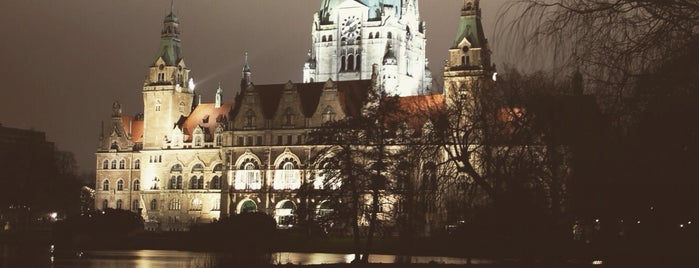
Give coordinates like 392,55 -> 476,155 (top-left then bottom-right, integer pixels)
499,0 -> 698,126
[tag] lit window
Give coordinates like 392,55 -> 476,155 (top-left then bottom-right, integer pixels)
190,198 -> 202,211
234,161 -> 261,190
274,161 -> 301,190
212,199 -> 220,211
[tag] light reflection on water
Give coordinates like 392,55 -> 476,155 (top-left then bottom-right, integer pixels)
45,250 -> 488,267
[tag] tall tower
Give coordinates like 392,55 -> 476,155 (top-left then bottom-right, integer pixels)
443,0 -> 494,100
142,7 -> 195,149
303,0 -> 432,96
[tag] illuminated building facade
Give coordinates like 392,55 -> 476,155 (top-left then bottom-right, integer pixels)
96,0 -> 491,233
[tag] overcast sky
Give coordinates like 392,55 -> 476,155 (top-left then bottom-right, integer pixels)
0,0 -> 511,172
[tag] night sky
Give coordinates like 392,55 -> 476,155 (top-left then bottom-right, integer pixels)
0,0 -> 510,172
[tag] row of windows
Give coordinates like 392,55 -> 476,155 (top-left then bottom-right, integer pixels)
170,163 -> 223,173
166,176 -> 221,190
102,159 -> 140,170
235,135 -> 304,146
102,179 -> 140,191
320,31 -> 392,42
101,198 -> 220,212
146,198 -> 220,211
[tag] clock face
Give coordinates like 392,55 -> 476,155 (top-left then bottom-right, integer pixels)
341,16 -> 361,39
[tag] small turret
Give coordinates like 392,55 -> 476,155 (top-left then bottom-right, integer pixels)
241,52 -> 252,89
215,83 -> 223,108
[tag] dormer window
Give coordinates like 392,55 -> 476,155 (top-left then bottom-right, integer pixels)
283,108 -> 295,127
322,106 -> 336,123
195,136 -> 202,147
245,110 -> 256,128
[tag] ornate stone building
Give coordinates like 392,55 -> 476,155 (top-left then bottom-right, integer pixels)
96,0 -> 491,233
303,0 -> 433,96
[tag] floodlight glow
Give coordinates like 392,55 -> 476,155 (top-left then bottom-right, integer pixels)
188,78 -> 195,90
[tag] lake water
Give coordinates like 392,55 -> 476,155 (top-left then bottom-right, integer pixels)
2,247 -> 492,267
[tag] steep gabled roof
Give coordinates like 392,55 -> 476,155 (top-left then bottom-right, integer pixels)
120,115 -> 144,143
337,80 -> 372,116
180,102 -> 234,141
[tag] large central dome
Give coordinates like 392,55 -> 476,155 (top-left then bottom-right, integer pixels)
319,0 -> 402,24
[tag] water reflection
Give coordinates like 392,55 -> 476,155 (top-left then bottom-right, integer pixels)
50,250 -> 485,267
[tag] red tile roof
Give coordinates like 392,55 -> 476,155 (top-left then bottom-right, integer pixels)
180,102 -> 234,141
121,115 -> 144,143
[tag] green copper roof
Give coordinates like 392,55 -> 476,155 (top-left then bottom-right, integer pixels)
451,14 -> 484,49
154,11 -> 183,65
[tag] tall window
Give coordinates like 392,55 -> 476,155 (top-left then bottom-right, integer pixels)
150,199 -> 158,211
212,199 -> 220,211
116,199 -> 123,209
111,160 -> 117,169
216,135 -> 222,146
234,161 -> 261,190
283,108 -> 295,126
102,179 -> 110,191
274,161 -> 301,190
133,180 -> 140,191
197,176 -> 204,189
245,110 -> 256,128
132,200 -> 140,211
190,176 -> 198,189
134,159 -> 140,169
195,136 -> 202,147
117,179 -> 124,191
119,160 -> 125,169
102,160 -> 109,169
322,106 -> 336,123
102,199 -> 108,210
176,176 -> 182,189
211,176 -> 220,189
169,199 -> 181,211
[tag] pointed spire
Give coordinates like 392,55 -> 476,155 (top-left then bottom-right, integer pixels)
241,52 -> 252,88
215,82 -> 223,108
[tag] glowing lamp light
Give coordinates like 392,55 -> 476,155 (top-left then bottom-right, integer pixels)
592,260 -> 604,265
50,212 -> 58,219
188,78 -> 195,90
595,219 -> 600,223
492,72 -> 498,82
680,224 -> 684,228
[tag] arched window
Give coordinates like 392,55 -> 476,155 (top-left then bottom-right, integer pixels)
322,35 -> 327,42
171,164 -> 183,172
169,176 -> 177,189
133,180 -> 140,191
176,176 -> 182,189
102,199 -> 108,210
422,162 -> 438,191
150,199 -> 158,210
387,32 -> 392,39
341,56 -> 346,71
375,32 -> 380,38
214,164 -> 223,172
216,135 -> 223,146
116,199 -> 123,209
195,136 -> 202,147
283,108 -> 295,126
347,54 -> 355,71
134,159 -> 140,169
102,179 -> 110,191
369,32 -> 373,39
234,160 -> 261,190
119,159 -> 125,169
102,160 -> 109,169
192,164 -> 204,172
132,200 -> 140,211
111,160 -> 117,169
117,179 -> 124,191
198,176 -> 204,189
328,35 -> 333,42
274,161 -> 301,190
211,176 -> 220,189
190,176 -> 198,189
